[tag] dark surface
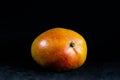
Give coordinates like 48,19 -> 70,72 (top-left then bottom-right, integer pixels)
0,62 -> 120,80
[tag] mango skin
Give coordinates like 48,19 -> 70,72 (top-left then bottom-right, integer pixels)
31,28 -> 87,71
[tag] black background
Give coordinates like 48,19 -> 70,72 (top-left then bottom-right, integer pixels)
0,2 -> 120,80
0,1 -> 119,74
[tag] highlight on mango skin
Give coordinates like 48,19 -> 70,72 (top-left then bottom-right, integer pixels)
31,27 -> 87,71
